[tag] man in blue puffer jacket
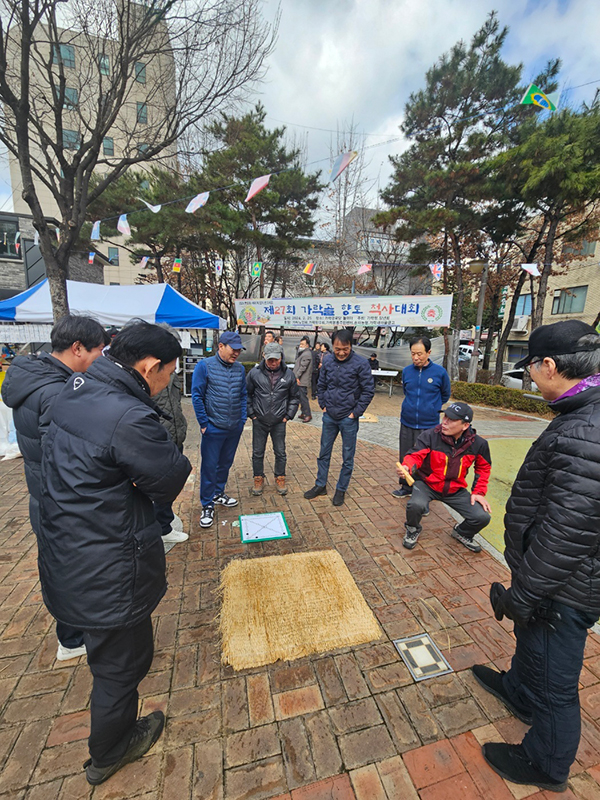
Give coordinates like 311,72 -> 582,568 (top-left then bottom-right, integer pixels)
304,329 -> 374,506
192,330 -> 247,528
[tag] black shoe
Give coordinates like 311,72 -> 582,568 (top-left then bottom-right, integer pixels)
471,665 -> 532,724
451,525 -> 482,553
304,485 -> 327,499
482,743 -> 567,793
402,528 -> 421,549
332,489 -> 345,506
84,711 -> 165,785
391,487 -> 412,498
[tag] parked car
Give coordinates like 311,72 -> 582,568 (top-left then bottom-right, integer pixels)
458,344 -> 483,362
501,369 -> 538,392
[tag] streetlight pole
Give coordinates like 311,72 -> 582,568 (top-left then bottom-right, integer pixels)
467,259 -> 489,384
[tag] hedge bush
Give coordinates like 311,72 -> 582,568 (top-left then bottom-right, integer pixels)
451,381 -> 553,416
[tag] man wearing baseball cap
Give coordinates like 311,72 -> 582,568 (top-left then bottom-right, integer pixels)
473,320 -> 600,792
396,400 -> 492,551
192,330 -> 247,528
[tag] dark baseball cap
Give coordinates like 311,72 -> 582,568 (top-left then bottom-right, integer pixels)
444,401 -> 473,423
514,320 -> 598,369
220,330 -> 245,350
264,342 -> 283,359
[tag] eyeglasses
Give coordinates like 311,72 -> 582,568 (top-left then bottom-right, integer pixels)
523,358 -> 542,376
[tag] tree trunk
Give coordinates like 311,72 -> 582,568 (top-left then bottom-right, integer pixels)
483,283 -> 500,370
448,231 -> 463,381
493,269 -> 528,384
44,251 -> 70,321
532,213 -> 560,330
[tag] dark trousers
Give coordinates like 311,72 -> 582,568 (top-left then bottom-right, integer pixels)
311,370 -> 318,399
315,412 -> 359,492
398,425 -> 424,492
57,620 -> 85,649
83,616 -> 154,767
154,444 -> 183,535
298,385 -> 311,418
502,602 -> 597,782
252,419 -> 287,477
200,423 -> 243,507
406,480 -> 490,538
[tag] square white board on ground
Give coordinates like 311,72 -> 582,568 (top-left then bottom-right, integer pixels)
240,512 -> 291,543
393,633 -> 453,681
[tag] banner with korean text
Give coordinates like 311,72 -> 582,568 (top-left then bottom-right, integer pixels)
235,295 -> 453,329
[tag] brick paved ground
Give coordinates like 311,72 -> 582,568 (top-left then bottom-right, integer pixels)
1,401 -> 599,799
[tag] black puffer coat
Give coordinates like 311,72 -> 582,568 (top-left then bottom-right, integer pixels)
505,385 -> 600,618
246,361 -> 300,424
38,356 -> 192,630
1,353 -> 72,533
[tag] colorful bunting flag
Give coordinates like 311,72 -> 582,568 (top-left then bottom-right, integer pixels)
596,319 -> 600,335
303,262 -> 316,276
173,257 -> 182,273
91,220 -> 101,240
251,261 -> 262,278
185,192 -> 210,213
330,151 -> 358,183
88,252 -> 95,264
245,175 -> 271,203
138,198 -> 162,214
521,263 -> 541,277
14,231 -> 20,244
55,228 -> 60,242
215,259 -> 223,276
2,232 -> 6,244
15,242 -> 20,255
139,256 -> 149,269
34,231 -> 39,245
117,215 -> 130,236
520,84 -> 558,112
357,263 -> 372,275
429,263 -> 443,281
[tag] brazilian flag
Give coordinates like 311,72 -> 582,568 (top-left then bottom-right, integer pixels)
251,262 -> 262,278
520,84 -> 558,111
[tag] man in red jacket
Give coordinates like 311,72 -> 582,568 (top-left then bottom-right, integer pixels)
397,401 -> 492,551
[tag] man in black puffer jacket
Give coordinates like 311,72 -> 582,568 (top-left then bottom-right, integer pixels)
1,315 -> 109,661
247,341 -> 300,497
472,320 -> 600,793
39,322 -> 191,785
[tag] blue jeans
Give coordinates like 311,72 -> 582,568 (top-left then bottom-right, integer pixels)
502,601 -> 597,782
200,422 -> 243,507
315,412 -> 359,492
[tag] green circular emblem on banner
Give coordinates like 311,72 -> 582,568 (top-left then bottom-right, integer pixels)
421,304 -> 444,324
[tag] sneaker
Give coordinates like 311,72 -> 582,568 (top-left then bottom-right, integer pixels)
275,476 -> 287,496
402,528 -> 421,550
200,506 -> 215,528
332,489 -> 345,506
301,416 -> 312,423
214,493 -> 238,507
84,711 -> 165,785
161,529 -> 189,544
252,476 -> 264,496
304,485 -> 327,500
391,487 -> 411,498
56,643 -> 86,661
482,742 -> 567,792
171,514 -> 184,531
471,665 -> 532,724
451,525 -> 482,553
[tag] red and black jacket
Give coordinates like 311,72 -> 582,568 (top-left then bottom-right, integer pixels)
402,424 -> 491,497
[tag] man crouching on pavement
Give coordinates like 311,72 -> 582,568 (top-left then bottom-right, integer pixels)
473,320 -> 600,793
397,401 -> 492,551
38,321 -> 192,785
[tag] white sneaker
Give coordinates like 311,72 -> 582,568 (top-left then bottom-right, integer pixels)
161,529 -> 189,543
213,493 -> 238,507
171,514 -> 184,531
200,506 -> 215,527
56,643 -> 86,661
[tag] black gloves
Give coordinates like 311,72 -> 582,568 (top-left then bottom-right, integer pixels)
489,582 -> 561,631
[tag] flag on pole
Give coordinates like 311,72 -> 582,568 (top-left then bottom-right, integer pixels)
185,192 -> 210,213
138,198 -> 162,214
357,263 -> 372,275
303,262 -> 316,276
117,215 -> 130,236
245,175 -> 271,203
520,84 -> 558,111
139,256 -> 149,269
330,151 -> 358,183
251,261 -> 262,278
88,252 -> 95,264
521,263 -> 541,277
215,259 -> 223,276
173,257 -> 182,273
429,263 -> 443,281
91,220 -> 101,240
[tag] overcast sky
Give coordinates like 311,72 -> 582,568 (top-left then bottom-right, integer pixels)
1,0 -> 598,214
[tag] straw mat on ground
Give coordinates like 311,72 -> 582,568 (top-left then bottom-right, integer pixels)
219,549 -> 383,670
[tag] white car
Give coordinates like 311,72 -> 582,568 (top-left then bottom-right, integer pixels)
501,369 -> 538,392
459,345 -> 483,362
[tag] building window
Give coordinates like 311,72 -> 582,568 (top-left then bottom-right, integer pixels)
136,102 -> 148,124
515,293 -> 532,316
62,129 -> 81,150
99,54 -> 110,76
551,285 -> 588,315
108,246 -> 120,265
135,62 -> 146,84
103,136 -> 114,156
64,87 -> 78,109
109,282 -> 120,285
52,43 -> 75,69
0,218 -> 20,259
562,240 -> 596,258
137,143 -> 150,156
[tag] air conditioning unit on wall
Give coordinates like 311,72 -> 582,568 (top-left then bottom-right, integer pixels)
511,315 -> 529,332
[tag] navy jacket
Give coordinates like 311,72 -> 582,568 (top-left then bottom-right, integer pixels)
1,353 -> 73,533
318,350 -> 374,420
400,360 -> 451,429
191,354 -> 247,431
38,356 -> 192,629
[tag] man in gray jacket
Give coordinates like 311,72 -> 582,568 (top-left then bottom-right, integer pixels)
293,336 -> 313,422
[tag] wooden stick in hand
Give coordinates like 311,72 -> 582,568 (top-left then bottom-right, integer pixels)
396,462 -> 415,486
